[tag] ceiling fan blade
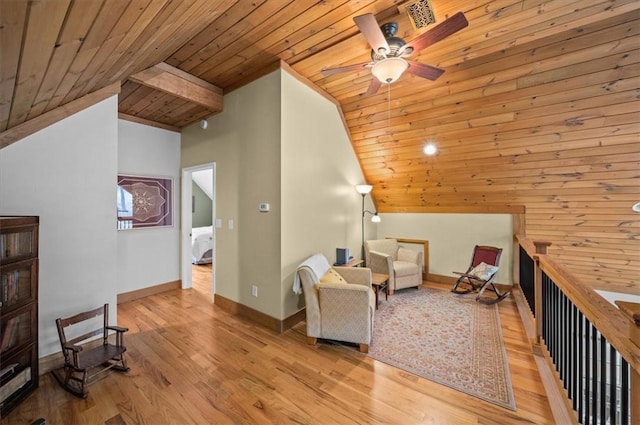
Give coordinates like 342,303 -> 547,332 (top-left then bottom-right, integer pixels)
354,13 -> 390,55
406,60 -> 445,80
365,78 -> 382,96
401,12 -> 468,56
321,62 -> 370,76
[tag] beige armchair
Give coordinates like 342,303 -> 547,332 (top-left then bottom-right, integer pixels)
295,254 -> 375,352
365,239 -> 422,294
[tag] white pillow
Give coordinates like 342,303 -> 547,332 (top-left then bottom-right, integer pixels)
470,262 -> 498,280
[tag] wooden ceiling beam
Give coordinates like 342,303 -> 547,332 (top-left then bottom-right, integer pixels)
118,112 -> 180,133
128,62 -> 223,112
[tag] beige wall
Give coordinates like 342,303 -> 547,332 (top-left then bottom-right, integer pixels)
280,70 -> 372,318
182,68 -> 369,320
182,71 -> 282,317
378,213 -> 513,285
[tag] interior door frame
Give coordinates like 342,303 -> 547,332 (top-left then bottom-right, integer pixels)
181,162 -> 216,295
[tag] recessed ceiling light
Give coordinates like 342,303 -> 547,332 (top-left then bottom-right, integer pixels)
633,202 -> 640,213
423,143 -> 437,156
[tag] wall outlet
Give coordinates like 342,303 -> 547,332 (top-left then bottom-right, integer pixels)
251,285 -> 258,297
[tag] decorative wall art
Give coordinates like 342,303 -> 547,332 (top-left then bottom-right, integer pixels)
117,175 -> 173,229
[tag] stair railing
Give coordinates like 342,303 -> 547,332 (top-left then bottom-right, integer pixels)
514,236 -> 639,425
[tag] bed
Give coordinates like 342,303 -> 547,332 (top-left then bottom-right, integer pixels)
191,225 -> 213,264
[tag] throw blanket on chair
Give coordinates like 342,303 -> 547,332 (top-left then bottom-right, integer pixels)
292,253 -> 331,294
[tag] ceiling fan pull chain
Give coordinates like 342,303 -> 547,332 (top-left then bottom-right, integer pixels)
387,83 -> 391,132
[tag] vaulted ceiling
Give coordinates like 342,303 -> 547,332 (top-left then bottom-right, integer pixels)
1,0 -> 632,131
1,0 -> 639,293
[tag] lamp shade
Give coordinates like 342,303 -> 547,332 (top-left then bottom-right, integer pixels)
355,184 -> 373,194
371,58 -> 409,84
371,213 -> 381,223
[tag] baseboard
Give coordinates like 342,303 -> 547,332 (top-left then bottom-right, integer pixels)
42,283 -> 302,375
427,273 -> 457,285
283,308 -> 306,331
534,344 -> 579,424
511,285 -> 578,424
40,351 -> 63,376
511,283 -> 536,341
42,281 -> 181,375
214,294 -> 305,333
427,273 -> 512,293
117,280 -> 181,304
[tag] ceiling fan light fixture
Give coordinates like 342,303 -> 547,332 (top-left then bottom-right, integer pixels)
371,57 -> 408,84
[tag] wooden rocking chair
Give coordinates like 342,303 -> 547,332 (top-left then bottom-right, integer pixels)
451,245 -> 509,304
52,304 -> 129,398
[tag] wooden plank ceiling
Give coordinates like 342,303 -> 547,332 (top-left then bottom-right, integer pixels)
1,0 -> 639,293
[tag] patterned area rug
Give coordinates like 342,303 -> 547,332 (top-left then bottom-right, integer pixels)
369,287 -> 516,410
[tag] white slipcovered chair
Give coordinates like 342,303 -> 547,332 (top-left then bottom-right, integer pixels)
365,238 -> 422,294
294,254 -> 375,353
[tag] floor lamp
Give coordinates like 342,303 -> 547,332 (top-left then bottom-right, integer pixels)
356,184 -> 380,265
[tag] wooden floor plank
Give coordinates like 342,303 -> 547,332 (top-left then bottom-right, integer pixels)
1,271 -> 555,424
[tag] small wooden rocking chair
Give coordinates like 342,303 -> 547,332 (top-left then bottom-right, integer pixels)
52,304 -> 129,398
451,245 -> 509,304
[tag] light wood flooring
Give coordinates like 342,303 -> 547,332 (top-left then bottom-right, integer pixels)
2,265 -> 554,424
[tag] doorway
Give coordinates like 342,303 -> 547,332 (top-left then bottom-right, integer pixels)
181,163 -> 216,297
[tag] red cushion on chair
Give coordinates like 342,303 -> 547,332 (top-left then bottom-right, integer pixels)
472,248 -> 499,267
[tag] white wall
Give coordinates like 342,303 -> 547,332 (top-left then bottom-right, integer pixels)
117,120 -> 181,294
0,96 -> 119,356
378,213 -> 513,285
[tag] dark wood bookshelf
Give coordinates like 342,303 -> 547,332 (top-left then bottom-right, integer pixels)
0,216 -> 39,415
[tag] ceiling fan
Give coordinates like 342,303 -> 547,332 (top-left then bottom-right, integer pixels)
321,11 -> 468,95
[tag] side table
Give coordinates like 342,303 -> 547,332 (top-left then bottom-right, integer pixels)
333,259 -> 364,267
371,272 -> 389,309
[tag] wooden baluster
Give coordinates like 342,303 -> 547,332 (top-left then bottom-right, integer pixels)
511,213 -> 525,295
614,301 -> 640,425
532,241 -> 552,345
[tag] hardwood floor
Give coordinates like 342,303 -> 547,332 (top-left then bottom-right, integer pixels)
191,263 -> 213,295
1,273 -> 555,425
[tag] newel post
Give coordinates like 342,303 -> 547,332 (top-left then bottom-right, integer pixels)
533,241 -> 552,345
614,301 -> 640,425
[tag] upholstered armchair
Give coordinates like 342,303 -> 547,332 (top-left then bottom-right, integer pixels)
365,238 -> 422,294
294,254 -> 375,353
